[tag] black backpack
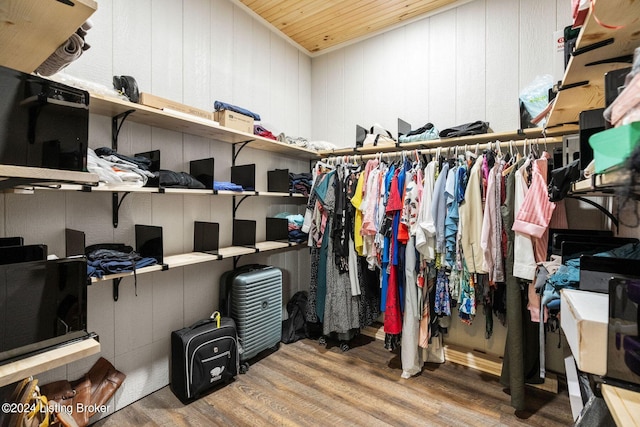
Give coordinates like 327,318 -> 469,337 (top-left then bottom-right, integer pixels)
281,291 -> 308,344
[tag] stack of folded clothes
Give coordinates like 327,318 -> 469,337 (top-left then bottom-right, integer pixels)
86,246 -> 158,279
89,147 -> 155,187
277,132 -> 309,148
275,213 -> 308,243
254,124 -> 277,140
213,101 -> 261,121
146,170 -> 206,189
289,172 -> 312,196
398,123 -> 439,143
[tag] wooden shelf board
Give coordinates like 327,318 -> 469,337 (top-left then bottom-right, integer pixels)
571,169 -> 631,194
215,190 -> 257,196
163,188 -> 214,195
218,246 -> 258,258
0,338 -> 100,388
547,0 -> 640,128
91,185 -> 158,193
89,94 -> 320,160
90,264 -> 165,283
255,241 -> 292,251
0,165 -> 98,185
164,252 -> 219,268
602,384 -> 640,427
31,185 -> 311,201
0,0 -> 97,74
259,191 -> 307,198
317,128 -> 572,157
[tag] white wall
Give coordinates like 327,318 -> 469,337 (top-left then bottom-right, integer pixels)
311,0 -> 573,147
1,0 -> 312,418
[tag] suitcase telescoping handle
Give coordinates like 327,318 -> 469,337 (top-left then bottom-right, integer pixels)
189,311 -> 221,330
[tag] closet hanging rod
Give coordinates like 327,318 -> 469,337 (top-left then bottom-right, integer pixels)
320,137 -> 562,162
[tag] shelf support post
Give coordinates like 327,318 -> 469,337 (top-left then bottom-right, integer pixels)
113,278 -> 122,301
112,191 -> 131,228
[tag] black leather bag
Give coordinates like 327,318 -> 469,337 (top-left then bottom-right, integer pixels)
439,121 -> 490,138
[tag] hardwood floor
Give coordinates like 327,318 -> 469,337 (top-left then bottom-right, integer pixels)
94,335 -> 574,426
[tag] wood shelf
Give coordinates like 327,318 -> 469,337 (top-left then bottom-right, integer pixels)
0,338 -> 101,388
546,0 -> 640,128
570,169 -> 633,195
90,241 -> 304,283
0,165 -> 99,188
318,127 -> 574,156
602,384 -> 640,427
0,0 -> 97,74
34,184 -> 309,199
89,93 -> 320,160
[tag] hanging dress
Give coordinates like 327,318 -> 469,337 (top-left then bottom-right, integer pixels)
323,169 -> 361,337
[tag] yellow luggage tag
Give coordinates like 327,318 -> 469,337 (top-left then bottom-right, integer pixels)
210,311 -> 221,328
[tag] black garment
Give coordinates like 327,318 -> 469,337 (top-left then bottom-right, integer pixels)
406,123 -> 434,136
549,159 -> 581,202
332,167 -> 349,272
499,158 -> 544,410
146,170 -> 206,188
281,291 -> 309,344
357,257 -> 381,328
439,121 -> 490,138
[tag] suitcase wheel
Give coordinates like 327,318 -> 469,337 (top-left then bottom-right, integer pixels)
239,362 -> 249,374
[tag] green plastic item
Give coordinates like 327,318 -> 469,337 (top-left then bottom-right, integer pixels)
588,121 -> 640,173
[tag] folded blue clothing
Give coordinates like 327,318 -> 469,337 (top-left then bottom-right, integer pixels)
289,229 -> 308,243
214,181 -> 244,191
87,256 -> 158,278
214,101 -> 261,121
398,126 -> 439,143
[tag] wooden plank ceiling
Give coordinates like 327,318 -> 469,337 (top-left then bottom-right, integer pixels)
239,0 -> 459,53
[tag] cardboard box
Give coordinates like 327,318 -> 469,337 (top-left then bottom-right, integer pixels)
214,110 -> 254,134
139,92 -> 214,121
561,289 -> 608,376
